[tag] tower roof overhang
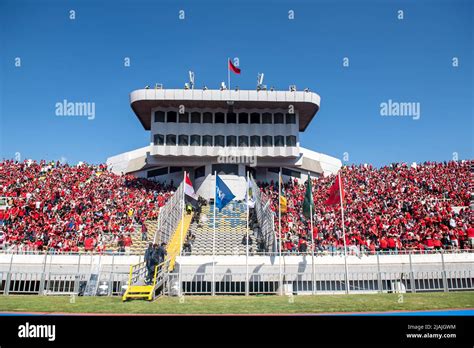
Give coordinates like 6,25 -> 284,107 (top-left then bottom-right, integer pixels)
130,88 -> 320,131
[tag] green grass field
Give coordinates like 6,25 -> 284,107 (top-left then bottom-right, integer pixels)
0,292 -> 472,314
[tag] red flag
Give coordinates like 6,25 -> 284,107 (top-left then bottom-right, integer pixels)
228,59 -> 241,74
324,173 -> 344,206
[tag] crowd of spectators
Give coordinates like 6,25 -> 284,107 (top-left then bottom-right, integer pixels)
259,161 -> 473,254
0,160 -> 175,253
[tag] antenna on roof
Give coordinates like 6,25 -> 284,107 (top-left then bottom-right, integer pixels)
257,73 -> 266,91
189,71 -> 195,89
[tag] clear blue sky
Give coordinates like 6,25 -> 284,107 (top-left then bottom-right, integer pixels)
1,0 -> 472,167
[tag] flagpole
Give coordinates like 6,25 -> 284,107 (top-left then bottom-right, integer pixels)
245,171 -> 249,296
227,57 -> 231,90
278,168 -> 283,295
339,171 -> 349,294
309,172 -> 315,295
180,171 -> 186,258
212,171 -> 217,296
178,171 -> 186,297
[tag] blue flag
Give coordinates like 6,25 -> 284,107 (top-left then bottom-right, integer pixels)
215,175 -> 235,211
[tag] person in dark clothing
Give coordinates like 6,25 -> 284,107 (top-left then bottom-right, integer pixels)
147,243 -> 158,284
144,242 -> 153,273
242,234 -> 253,246
156,242 -> 167,266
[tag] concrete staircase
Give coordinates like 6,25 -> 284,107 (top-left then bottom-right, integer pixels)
127,220 -> 157,254
189,202 -> 249,255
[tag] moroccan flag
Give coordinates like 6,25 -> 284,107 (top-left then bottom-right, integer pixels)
324,173 -> 344,206
228,59 -> 241,74
302,177 -> 314,218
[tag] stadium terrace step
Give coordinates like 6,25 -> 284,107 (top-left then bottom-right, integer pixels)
189,202 -> 250,255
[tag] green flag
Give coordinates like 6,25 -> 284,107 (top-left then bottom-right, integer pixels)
303,177 -> 314,219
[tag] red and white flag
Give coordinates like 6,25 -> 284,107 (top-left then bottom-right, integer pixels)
324,173 -> 344,206
228,59 -> 241,74
184,173 -> 198,207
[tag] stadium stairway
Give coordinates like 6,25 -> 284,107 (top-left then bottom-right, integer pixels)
122,213 -> 193,301
127,220 -> 157,254
189,202 -> 248,255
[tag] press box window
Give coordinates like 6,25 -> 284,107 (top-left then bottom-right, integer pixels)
250,136 -> 261,147
250,113 -> 260,124
238,113 -> 249,124
169,166 -> 182,174
262,135 -> 273,147
195,166 -> 205,179
179,112 -> 189,123
239,136 -> 249,147
154,111 -> 165,123
190,135 -> 201,146
227,112 -> 236,123
178,135 -> 189,146
286,135 -> 297,146
166,134 -> 176,145
274,135 -> 284,147
203,135 -> 213,146
214,135 -> 225,147
167,111 -> 177,123
153,134 -> 164,146
191,112 -> 201,123
274,113 -> 284,124
212,164 -> 238,175
215,112 -> 225,124
283,168 -> 301,178
226,135 -> 237,147
262,113 -> 272,124
203,112 -> 213,123
147,167 -> 168,178
286,113 -> 296,124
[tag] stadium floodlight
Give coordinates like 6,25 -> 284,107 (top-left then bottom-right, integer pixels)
189,71 -> 195,89
289,85 -> 296,92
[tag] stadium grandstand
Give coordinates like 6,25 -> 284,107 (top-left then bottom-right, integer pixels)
0,84 -> 472,300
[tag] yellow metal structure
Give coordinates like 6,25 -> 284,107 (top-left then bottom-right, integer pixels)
122,261 -> 161,301
122,212 -> 193,301
166,213 -> 193,271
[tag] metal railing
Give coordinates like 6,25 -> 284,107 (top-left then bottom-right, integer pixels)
164,269 -> 474,295
0,248 -> 472,257
250,175 -> 276,252
0,270 -> 129,296
183,248 -> 474,257
154,181 -> 184,245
